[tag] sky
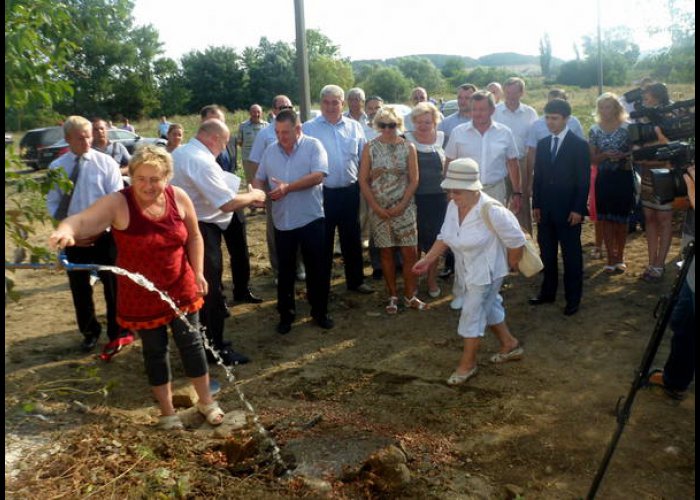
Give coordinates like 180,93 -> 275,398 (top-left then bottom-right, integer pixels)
132,0 -> 690,63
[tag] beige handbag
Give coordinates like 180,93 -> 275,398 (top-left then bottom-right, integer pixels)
480,201 -> 544,278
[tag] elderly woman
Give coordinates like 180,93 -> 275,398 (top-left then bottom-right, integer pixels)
638,83 -> 674,281
49,145 -> 224,430
359,106 -> 424,314
589,93 -> 634,274
405,102 -> 447,298
165,123 -> 184,153
413,158 -> 526,385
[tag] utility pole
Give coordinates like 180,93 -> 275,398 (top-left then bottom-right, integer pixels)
294,0 -> 311,123
596,0 -> 603,95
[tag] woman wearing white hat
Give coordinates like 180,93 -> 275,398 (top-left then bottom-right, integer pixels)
413,158 -> 526,385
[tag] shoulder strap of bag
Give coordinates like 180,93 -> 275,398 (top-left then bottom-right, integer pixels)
480,199 -> 504,236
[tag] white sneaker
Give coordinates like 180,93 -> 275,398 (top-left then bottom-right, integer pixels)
450,295 -> 464,310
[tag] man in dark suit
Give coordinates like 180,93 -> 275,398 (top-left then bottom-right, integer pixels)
531,99 -> 590,316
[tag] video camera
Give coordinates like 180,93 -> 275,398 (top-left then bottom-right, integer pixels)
622,87 -> 645,112
628,99 -> 695,145
633,141 -> 695,205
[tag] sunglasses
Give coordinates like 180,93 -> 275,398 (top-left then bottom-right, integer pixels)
377,122 -> 397,129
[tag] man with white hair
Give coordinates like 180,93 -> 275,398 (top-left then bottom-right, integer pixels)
46,115 -> 125,353
171,119 -> 266,365
303,84 -> 374,295
494,77 -> 538,232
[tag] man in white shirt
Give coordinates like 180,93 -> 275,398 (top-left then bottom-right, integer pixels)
494,77 -> 538,232
171,120 -> 266,365
445,90 -> 522,213
439,83 -> 477,141
46,115 -> 125,353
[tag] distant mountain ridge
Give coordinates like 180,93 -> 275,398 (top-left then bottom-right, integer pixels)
353,52 -> 564,69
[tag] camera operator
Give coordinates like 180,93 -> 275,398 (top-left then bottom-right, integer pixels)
648,164 -> 695,399
636,83 -> 675,282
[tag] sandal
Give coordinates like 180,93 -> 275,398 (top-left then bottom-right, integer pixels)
197,400 -> 225,426
386,296 -> 399,315
428,286 -> 441,299
603,265 -> 617,274
404,295 -> 427,310
642,266 -> 664,282
158,414 -> 184,430
490,344 -> 524,364
447,366 -> 478,385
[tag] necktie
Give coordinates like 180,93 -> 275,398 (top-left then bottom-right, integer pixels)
550,136 -> 559,163
54,155 -> 82,220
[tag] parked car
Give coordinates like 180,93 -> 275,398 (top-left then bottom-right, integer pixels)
441,99 -> 459,117
37,129 -> 166,169
19,126 -> 64,170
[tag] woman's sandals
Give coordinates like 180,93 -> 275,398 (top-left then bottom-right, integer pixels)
197,401 -> 225,426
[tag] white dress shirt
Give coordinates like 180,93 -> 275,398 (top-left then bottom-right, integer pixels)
438,193 -> 526,289
494,102 -> 538,159
46,149 -> 123,218
170,138 -> 236,230
444,121 -> 519,186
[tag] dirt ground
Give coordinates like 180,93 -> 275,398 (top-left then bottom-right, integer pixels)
4,211 -> 695,499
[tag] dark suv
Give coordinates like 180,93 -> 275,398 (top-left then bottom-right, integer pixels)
19,126 -> 64,170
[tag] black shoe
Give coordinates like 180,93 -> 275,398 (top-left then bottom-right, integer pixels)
372,269 -> 383,280
80,334 -> 99,352
314,315 -> 335,330
220,346 -> 250,365
564,303 -> 579,316
234,290 -> 263,304
277,321 -> 292,335
529,296 -> 555,306
349,283 -> 374,294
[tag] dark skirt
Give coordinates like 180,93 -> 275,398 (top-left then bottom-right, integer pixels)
415,193 -> 448,253
595,167 -> 635,223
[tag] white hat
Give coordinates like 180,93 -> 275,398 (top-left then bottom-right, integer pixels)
441,158 -> 482,191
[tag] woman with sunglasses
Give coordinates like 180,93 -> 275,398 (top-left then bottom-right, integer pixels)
359,106 -> 424,314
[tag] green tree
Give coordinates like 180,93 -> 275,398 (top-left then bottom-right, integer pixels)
441,57 -> 466,79
309,57 -> 354,100
153,58 -> 191,116
539,33 -> 552,78
360,67 -> 413,103
181,46 -> 247,113
244,38 -> 298,107
5,0 -> 76,273
394,57 -> 445,94
306,28 -> 341,59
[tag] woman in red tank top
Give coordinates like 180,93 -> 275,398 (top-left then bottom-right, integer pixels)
50,145 -> 224,430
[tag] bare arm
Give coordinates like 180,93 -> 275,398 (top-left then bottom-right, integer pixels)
219,188 -> 267,212
413,239 -> 449,275
268,172 -> 325,201
388,143 -> 419,217
359,143 -> 386,217
48,193 -> 124,248
507,246 -> 524,271
174,186 -> 207,296
526,147 -> 536,195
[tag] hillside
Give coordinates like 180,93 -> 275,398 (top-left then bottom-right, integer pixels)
353,52 -> 565,71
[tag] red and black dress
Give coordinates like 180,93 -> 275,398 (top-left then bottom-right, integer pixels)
112,185 -> 203,330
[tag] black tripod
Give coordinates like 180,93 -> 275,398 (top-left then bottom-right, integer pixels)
587,241 -> 695,499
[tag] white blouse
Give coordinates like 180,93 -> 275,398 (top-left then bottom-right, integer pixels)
438,193 -> 526,289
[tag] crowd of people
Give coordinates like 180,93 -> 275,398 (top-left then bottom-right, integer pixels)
46,77 -> 695,427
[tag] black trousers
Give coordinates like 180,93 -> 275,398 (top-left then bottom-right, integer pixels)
537,216 -> 583,306
198,221 -> 228,349
223,211 -> 251,298
323,183 -> 365,289
275,218 -> 329,323
137,312 -> 207,386
64,231 -> 120,341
